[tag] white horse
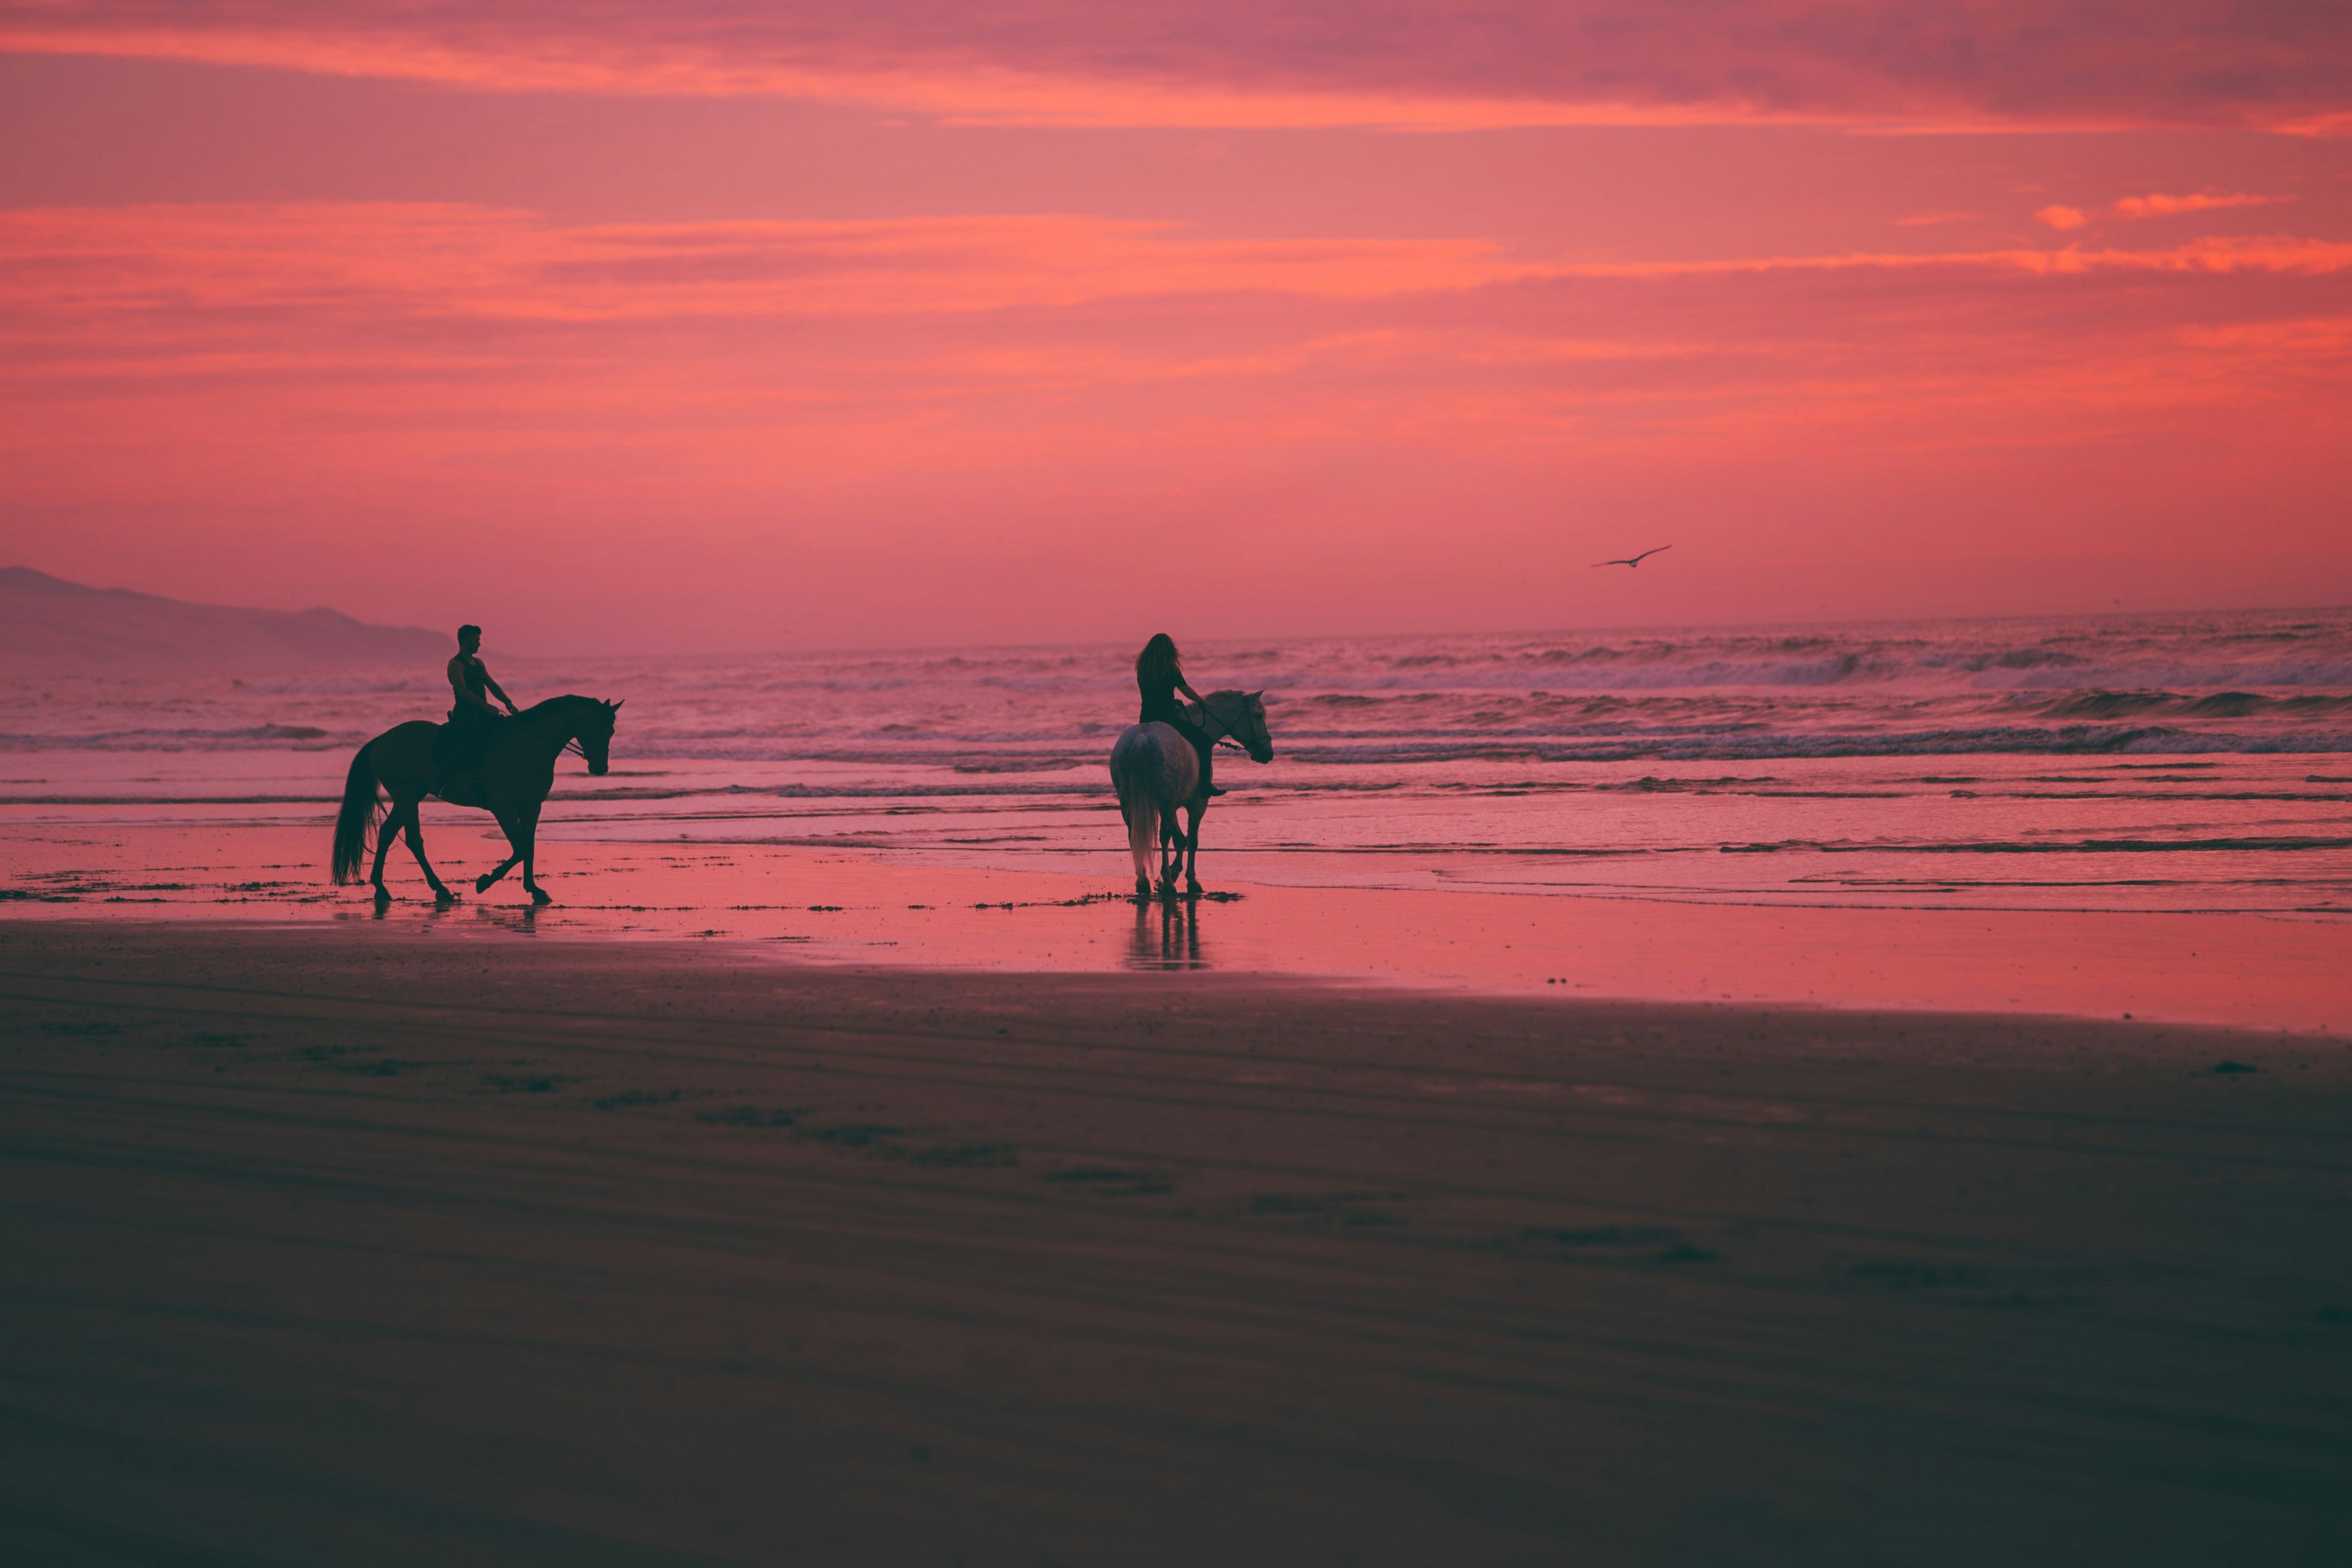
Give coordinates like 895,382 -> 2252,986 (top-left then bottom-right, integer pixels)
1109,689 -> 1272,899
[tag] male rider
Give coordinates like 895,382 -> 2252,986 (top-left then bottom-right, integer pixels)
434,623 -> 519,787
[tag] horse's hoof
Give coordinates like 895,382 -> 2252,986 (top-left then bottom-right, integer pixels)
432,888 -> 456,905
371,885 -> 392,905
530,887 -> 554,906
475,875 -> 494,894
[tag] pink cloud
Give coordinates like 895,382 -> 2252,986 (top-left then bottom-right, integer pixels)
2037,205 -> 2090,230
6,202 -> 2345,466
2,3 -> 2348,131
7,199 -> 2346,644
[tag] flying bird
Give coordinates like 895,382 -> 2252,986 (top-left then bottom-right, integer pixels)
1593,545 -> 1672,568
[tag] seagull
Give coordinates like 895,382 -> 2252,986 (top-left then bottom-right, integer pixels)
1593,545 -> 1672,568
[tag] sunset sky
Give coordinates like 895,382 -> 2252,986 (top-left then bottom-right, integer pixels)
3,3 -> 2348,652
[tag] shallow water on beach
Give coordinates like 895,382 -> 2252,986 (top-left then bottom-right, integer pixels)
5,609 -> 2350,916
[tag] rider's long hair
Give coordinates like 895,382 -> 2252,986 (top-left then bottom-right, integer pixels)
1136,633 -> 1182,688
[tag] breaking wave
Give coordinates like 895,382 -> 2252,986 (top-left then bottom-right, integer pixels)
3,607 -> 2349,765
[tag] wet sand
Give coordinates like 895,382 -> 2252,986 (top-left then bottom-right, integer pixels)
3,921 -> 2348,1564
4,822 -> 2347,1032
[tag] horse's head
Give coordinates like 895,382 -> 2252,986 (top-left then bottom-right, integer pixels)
1210,689 -> 1273,763
577,697 -> 622,776
1240,690 -> 1272,763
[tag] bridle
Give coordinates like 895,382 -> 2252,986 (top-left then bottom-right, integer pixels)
1189,695 -> 1260,756
542,701 -> 604,766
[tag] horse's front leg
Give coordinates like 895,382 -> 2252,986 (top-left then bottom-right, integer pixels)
1157,810 -> 1181,898
398,801 -> 454,902
520,803 -> 551,905
476,810 -> 524,893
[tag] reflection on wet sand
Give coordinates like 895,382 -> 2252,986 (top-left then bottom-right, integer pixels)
353,896 -> 540,935
1128,896 -> 1208,971
10,825 -> 2344,1029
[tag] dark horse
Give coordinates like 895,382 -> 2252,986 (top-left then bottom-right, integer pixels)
332,695 -> 622,905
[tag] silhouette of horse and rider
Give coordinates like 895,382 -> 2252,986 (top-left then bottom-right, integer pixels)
1112,634 -> 1272,900
334,624 -> 1271,906
332,624 -> 620,906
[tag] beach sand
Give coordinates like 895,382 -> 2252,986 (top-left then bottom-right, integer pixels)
3,919 -> 2347,1564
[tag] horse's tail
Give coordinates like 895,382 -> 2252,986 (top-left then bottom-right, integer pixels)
331,743 -> 383,884
1123,775 -> 1160,886
1109,729 -> 1162,887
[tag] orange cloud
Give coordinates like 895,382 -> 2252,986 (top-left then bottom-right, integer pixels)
0,205 -> 1534,330
9,203 -> 2341,361
2036,205 -> 2090,230
2112,191 -> 2288,219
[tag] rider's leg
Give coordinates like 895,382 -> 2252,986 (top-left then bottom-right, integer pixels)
1171,716 -> 1222,798
437,707 -> 496,795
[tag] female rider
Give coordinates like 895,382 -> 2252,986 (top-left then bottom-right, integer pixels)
1135,633 -> 1224,798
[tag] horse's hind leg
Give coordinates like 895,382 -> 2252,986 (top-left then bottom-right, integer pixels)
397,801 -> 454,902
369,797 -> 401,901
1182,803 -> 1205,897
520,803 -> 551,905
1128,807 -> 1152,900
1156,809 -> 1182,897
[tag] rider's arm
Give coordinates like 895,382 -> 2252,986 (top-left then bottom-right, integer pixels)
482,670 -> 519,714
1175,675 -> 1205,704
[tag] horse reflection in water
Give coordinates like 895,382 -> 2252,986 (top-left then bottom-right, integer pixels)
362,891 -> 542,934
1128,896 -> 1210,971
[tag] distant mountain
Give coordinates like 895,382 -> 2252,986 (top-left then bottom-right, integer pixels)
0,567 -> 450,668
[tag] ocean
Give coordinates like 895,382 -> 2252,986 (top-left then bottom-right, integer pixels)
5,608 -> 2350,916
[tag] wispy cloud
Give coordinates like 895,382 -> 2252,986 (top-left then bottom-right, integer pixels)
0,206 -> 1535,328
7,197 -> 2345,640
5,201 -> 2346,446
9,204 -> 2341,351
3,2 -> 2347,132
2034,191 -> 2293,230
2112,191 -> 2290,219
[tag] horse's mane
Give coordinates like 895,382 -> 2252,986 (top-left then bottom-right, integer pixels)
517,693 -> 603,720
1193,689 -> 1259,718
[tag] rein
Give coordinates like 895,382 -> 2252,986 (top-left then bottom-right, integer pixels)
511,698 -> 594,764
1189,696 -> 1255,754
